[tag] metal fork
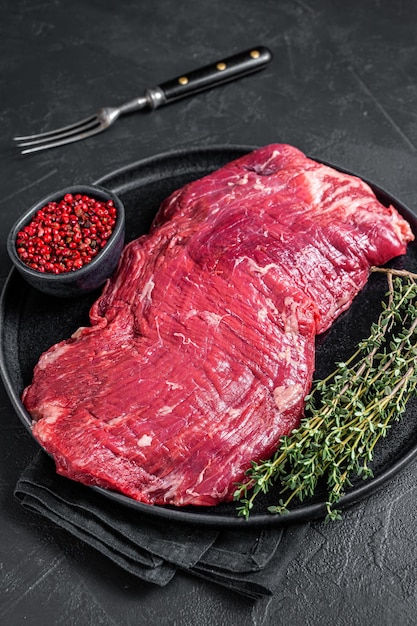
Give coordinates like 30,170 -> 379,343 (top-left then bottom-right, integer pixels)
14,46 -> 272,155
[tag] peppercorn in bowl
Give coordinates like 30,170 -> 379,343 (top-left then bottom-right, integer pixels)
7,184 -> 125,297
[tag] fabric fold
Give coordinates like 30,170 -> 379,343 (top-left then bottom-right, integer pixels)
15,452 -> 309,599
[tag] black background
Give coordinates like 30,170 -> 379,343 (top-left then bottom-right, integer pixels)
2,1 -> 417,624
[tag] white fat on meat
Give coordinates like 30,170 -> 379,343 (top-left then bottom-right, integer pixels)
37,342 -> 71,369
273,383 -> 304,412
157,405 -> 175,416
200,311 -> 224,328
245,258 -> 281,276
137,434 -> 153,447
139,276 -> 155,306
165,381 -> 183,390
281,297 -> 302,333
32,400 -> 66,425
173,332 -> 199,349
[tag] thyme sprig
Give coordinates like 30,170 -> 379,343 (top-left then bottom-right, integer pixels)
234,267 -> 417,522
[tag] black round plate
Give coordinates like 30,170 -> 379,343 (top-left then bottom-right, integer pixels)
1,145 -> 417,528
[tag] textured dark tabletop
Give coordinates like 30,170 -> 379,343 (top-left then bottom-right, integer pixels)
2,1 -> 417,624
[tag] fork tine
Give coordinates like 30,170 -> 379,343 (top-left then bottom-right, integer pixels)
15,116 -> 101,149
18,124 -> 105,155
14,114 -> 99,143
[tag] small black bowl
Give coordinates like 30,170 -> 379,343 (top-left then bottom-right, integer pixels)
7,184 -> 125,298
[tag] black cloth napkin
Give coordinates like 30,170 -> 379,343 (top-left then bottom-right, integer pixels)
14,452 -> 309,600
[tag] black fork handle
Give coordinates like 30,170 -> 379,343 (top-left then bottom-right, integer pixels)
147,46 -> 273,108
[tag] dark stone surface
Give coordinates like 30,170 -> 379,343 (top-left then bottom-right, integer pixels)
1,1 -> 417,624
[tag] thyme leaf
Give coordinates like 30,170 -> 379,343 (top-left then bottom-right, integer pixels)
234,267 -> 417,522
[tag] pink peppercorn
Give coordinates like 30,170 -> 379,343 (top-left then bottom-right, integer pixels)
16,194 -> 117,274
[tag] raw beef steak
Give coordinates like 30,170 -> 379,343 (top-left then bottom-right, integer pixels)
23,144 -> 414,506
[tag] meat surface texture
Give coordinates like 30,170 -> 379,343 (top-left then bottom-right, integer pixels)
23,144 -> 414,507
